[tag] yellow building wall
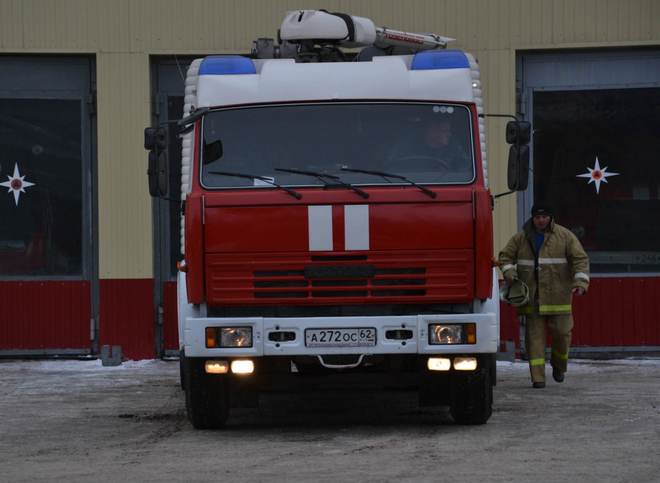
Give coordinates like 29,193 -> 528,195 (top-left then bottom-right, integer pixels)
1,0 -> 659,277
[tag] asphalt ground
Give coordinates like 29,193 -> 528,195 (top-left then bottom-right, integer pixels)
0,358 -> 658,483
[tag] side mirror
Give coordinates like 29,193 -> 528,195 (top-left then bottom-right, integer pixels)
505,120 -> 531,191
507,144 -> 529,191
505,121 -> 531,145
144,126 -> 169,197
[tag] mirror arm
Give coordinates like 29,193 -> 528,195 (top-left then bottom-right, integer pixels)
493,190 -> 516,200
479,113 -> 520,122
178,107 -> 210,128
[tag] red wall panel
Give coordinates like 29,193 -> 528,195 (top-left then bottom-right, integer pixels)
99,279 -> 154,360
162,281 -> 179,351
0,281 -> 91,351
573,277 -> 660,347
499,301 -> 521,351
500,277 -> 660,352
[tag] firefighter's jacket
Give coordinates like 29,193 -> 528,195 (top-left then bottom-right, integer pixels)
498,219 -> 590,315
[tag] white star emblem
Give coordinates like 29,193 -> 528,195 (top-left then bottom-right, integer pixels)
576,156 -> 619,194
1,163 -> 36,206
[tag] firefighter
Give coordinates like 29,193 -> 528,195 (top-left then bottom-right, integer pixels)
499,203 -> 590,388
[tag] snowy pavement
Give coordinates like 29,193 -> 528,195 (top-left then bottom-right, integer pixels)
0,358 -> 658,482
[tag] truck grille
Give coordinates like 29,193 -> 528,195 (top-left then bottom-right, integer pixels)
206,250 -> 472,305
253,267 -> 426,298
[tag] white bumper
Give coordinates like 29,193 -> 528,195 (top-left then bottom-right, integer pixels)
183,312 -> 498,357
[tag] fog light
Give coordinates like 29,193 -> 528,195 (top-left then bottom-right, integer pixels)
205,360 -> 228,374
454,357 -> 478,371
231,359 -> 254,374
427,357 -> 451,371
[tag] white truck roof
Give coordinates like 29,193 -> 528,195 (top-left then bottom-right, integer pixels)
193,50 -> 481,107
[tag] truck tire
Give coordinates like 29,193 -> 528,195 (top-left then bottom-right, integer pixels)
183,357 -> 229,429
449,367 -> 493,425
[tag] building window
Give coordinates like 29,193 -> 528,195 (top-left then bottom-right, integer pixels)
0,98 -> 83,276
533,87 -> 660,273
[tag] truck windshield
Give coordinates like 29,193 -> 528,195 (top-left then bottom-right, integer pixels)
200,102 -> 475,189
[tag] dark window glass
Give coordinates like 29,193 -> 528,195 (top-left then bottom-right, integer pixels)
201,103 -> 475,188
533,88 -> 660,273
0,99 -> 83,276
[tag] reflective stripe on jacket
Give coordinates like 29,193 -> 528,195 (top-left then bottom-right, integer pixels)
498,219 -> 590,315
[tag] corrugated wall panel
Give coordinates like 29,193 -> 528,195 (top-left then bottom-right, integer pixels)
97,52 -> 152,278
0,281 -> 90,351
99,279 -> 154,359
162,281 -> 179,351
572,278 -> 660,347
0,0 -> 22,49
3,0 -> 658,51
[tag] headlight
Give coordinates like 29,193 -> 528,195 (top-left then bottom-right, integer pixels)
206,327 -> 253,348
220,327 -> 253,347
428,323 -> 476,345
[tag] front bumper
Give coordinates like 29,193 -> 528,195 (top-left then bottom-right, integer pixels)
183,313 -> 498,357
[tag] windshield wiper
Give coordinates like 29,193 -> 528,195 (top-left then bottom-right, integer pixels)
208,170 -> 302,200
340,167 -> 437,199
274,168 -> 369,199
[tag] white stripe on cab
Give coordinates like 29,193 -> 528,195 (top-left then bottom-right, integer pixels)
344,205 -> 370,251
308,205 -> 333,251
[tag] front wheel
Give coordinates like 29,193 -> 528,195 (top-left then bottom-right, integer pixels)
449,366 -> 493,425
183,357 -> 230,429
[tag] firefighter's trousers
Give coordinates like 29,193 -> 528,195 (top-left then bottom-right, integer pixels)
525,313 -> 573,383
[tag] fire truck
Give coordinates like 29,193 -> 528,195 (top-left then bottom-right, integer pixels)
145,10 -> 529,428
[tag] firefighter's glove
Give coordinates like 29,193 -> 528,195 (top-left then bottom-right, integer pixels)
572,286 -> 586,296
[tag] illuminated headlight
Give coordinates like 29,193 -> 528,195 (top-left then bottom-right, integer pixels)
231,360 -> 254,374
427,357 -> 451,371
454,357 -> 478,371
205,360 -> 228,374
428,323 -> 476,345
206,327 -> 253,348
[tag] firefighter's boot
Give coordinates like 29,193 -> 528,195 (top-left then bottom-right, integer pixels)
552,367 -> 564,383
548,314 -> 573,383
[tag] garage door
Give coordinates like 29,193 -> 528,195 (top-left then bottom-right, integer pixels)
0,56 -> 96,356
520,50 -> 660,350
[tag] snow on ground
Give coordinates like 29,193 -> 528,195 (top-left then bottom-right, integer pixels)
498,357 -> 660,373
1,356 -> 658,482
0,357 -> 658,390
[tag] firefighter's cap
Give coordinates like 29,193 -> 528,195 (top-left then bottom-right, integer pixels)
531,203 -> 553,218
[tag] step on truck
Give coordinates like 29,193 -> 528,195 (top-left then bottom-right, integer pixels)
145,9 -> 530,428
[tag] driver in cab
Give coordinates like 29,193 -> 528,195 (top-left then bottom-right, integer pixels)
388,115 -> 472,180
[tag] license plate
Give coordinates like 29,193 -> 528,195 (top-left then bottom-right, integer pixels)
305,328 -> 376,348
